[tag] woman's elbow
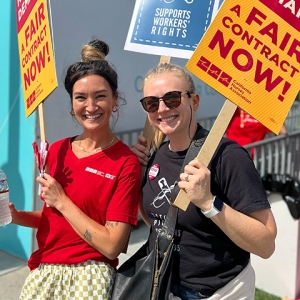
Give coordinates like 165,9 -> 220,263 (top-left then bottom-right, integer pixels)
101,243 -> 126,260
259,241 -> 276,259
258,229 -> 277,259
260,215 -> 277,259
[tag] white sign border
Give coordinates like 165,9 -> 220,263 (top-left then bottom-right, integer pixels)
124,0 -> 224,59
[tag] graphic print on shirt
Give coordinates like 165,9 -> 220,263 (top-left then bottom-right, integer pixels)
150,178 -> 174,209
85,167 -> 116,180
151,177 -> 174,234
150,177 -> 182,252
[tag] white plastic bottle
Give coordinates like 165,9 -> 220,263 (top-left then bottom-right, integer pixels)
0,169 -> 12,226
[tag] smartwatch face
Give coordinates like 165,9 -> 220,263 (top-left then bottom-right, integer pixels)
214,197 -> 224,212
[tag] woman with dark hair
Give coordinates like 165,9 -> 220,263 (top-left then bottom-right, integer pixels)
132,63 -> 277,300
9,39 -> 141,300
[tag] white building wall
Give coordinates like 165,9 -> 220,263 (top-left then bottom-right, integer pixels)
252,193 -> 300,299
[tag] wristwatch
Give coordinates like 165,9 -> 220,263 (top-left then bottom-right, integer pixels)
201,196 -> 224,218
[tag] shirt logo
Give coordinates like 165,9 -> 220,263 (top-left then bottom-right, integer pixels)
85,167 -> 116,180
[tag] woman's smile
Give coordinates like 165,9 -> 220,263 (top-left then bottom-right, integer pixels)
83,113 -> 102,120
158,115 -> 178,123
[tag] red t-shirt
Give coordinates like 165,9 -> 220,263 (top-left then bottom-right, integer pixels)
226,108 -> 270,146
28,138 -> 141,270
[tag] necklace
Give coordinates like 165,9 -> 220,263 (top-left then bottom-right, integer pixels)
78,136 -> 115,153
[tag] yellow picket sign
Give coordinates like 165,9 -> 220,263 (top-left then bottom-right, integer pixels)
16,0 -> 57,118
186,0 -> 300,134
174,0 -> 300,210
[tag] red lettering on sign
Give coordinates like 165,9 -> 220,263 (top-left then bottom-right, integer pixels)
16,0 -> 38,32
208,30 -> 235,59
24,2 -> 45,47
203,28 -> 292,101
26,90 -> 36,109
232,49 -> 254,71
259,0 -> 300,32
245,7 -> 300,64
23,42 -> 50,90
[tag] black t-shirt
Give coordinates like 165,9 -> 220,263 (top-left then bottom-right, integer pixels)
142,125 -> 270,295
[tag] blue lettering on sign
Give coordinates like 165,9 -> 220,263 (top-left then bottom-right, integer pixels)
130,0 -> 224,51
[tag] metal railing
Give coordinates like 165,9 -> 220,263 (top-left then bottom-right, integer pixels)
285,101 -> 300,132
244,130 -> 300,180
243,102 -> 300,180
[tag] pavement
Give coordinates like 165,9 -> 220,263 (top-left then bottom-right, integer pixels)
0,222 -> 149,300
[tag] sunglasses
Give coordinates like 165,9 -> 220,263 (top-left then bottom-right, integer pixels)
140,90 -> 192,113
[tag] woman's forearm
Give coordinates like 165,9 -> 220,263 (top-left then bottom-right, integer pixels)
11,209 -> 42,228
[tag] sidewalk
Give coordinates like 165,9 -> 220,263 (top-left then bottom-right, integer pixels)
0,223 -> 149,300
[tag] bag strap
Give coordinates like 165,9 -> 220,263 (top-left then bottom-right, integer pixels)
157,127 -> 209,254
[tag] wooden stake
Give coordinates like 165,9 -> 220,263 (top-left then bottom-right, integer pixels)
38,102 -> 46,142
173,100 -> 237,211
159,56 -> 171,64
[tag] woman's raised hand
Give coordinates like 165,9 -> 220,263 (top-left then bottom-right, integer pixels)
131,135 -> 151,167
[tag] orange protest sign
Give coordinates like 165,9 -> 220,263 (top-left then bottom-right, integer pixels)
186,0 -> 300,134
16,0 -> 57,117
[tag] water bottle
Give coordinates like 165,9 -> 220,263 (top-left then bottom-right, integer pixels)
0,169 -> 12,226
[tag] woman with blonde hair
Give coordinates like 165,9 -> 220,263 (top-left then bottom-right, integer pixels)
132,62 -> 277,300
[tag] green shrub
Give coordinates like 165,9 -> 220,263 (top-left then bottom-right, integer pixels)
255,288 -> 281,300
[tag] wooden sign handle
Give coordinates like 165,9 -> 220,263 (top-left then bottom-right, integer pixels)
38,102 -> 46,142
173,99 -> 237,211
159,56 -> 171,64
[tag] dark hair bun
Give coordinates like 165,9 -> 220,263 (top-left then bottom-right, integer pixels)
88,39 -> 109,57
81,39 -> 110,62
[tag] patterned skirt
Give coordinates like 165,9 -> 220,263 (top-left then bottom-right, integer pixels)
20,260 -> 116,300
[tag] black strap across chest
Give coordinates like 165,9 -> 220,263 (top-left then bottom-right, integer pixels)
157,127 -> 209,255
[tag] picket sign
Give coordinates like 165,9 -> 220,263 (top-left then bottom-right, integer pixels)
133,0 -> 300,211
174,0 -> 300,210
16,0 -> 55,199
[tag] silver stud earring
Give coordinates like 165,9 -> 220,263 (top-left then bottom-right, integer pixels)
112,106 -> 118,112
